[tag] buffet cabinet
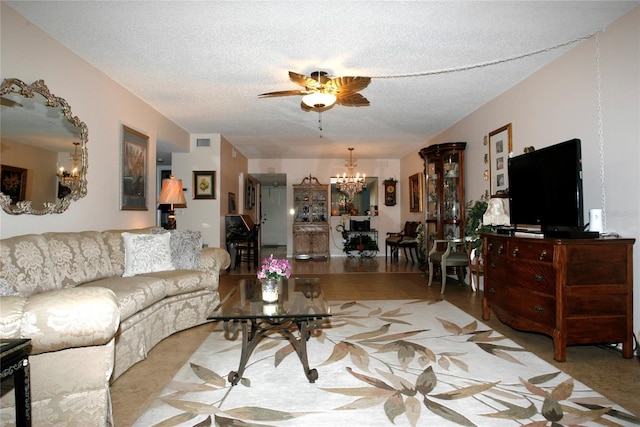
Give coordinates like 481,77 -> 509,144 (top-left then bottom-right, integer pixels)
482,233 -> 635,361
293,176 -> 330,259
418,142 -> 466,249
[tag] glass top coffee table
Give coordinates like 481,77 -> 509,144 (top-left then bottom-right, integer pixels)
208,277 -> 331,385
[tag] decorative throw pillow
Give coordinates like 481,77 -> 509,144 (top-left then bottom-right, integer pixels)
151,229 -> 202,270
122,232 -> 174,277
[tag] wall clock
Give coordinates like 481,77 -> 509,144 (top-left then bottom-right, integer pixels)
384,180 -> 396,206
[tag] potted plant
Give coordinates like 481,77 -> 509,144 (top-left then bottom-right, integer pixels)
464,198 -> 495,249
257,255 -> 292,302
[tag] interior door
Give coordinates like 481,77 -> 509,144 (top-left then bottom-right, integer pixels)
260,185 -> 287,246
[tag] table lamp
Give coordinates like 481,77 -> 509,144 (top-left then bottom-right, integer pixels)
158,175 -> 187,229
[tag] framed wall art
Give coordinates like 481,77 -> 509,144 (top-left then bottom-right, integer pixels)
193,171 -> 216,199
228,192 -> 236,213
409,172 -> 423,213
1,165 -> 27,204
121,125 -> 148,210
488,123 -> 512,196
244,177 -> 256,209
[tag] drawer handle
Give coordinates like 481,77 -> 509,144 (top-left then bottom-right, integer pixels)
497,245 -> 504,254
487,243 -> 493,251
489,288 -> 496,294
512,247 -> 519,257
533,274 -> 545,282
489,262 -> 496,269
539,250 -> 547,260
534,305 -> 545,313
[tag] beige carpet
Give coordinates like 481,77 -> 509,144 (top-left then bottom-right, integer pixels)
133,299 -> 637,426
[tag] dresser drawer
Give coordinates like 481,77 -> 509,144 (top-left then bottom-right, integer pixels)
508,261 -> 555,295
485,238 -> 507,257
508,240 -> 554,263
487,284 -> 555,329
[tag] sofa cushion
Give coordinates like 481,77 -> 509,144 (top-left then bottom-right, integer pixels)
87,276 -> 167,321
21,287 -> 120,354
0,296 -> 26,338
122,232 -> 174,277
140,269 -> 209,297
151,229 -> 203,270
101,227 -> 157,276
0,234 -> 58,297
43,231 -> 114,288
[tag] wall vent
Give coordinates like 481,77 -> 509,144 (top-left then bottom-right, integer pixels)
196,138 -> 211,147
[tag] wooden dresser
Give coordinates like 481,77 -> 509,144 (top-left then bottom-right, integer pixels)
482,233 -> 634,361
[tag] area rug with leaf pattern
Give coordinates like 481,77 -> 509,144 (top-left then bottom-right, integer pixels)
134,299 -> 639,426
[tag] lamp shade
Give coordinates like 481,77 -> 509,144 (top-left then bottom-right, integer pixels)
302,92 -> 337,109
158,176 -> 186,206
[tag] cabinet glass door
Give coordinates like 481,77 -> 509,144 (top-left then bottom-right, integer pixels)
294,189 -> 311,223
312,189 -> 327,223
426,159 -> 437,221
443,153 -> 460,220
419,142 -> 466,245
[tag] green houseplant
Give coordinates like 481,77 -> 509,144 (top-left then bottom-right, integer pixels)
464,199 -> 494,249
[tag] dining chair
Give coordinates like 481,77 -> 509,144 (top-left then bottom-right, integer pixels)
427,238 -> 468,293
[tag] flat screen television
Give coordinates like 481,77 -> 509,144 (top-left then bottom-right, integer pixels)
508,138 -> 596,238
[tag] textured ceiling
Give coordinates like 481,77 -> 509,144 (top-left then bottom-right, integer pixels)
6,1 -> 639,161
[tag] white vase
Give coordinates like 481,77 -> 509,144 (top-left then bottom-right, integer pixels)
261,278 -> 279,302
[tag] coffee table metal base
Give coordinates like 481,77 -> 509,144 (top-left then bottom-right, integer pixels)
223,316 -> 323,385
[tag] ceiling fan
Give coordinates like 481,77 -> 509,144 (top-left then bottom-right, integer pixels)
259,71 -> 371,111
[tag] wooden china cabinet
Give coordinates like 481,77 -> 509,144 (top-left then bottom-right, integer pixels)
419,142 -> 467,249
292,175 -> 330,259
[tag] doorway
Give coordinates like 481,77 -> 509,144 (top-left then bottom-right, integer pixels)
253,173 -> 287,251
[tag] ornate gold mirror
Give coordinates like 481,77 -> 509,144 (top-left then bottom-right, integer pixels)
0,79 -> 88,214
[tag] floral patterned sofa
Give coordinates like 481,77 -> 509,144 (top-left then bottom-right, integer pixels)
0,228 -> 230,426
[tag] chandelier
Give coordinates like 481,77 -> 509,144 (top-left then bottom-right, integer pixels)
57,142 -> 81,183
336,147 -> 366,200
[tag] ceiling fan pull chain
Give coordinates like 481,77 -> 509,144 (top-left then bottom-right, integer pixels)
318,111 -> 323,138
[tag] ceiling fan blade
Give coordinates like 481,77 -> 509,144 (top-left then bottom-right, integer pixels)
258,90 -> 307,98
329,76 -> 371,93
287,71 -> 318,90
288,71 -> 309,86
336,92 -> 370,107
289,71 -> 327,90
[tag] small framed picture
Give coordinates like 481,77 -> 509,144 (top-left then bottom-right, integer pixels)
228,192 -> 236,213
488,123 -> 512,195
193,171 -> 216,199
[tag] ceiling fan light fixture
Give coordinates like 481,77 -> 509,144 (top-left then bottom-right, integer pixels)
302,92 -> 337,109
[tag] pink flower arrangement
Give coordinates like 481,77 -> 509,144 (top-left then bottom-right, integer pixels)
257,255 -> 292,280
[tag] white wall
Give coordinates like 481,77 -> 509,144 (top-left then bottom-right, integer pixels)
0,4 -> 189,238
171,135 -> 222,247
401,7 -> 640,339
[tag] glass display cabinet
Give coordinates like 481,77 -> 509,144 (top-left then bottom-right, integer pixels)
293,175 -> 330,259
419,142 -> 467,250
